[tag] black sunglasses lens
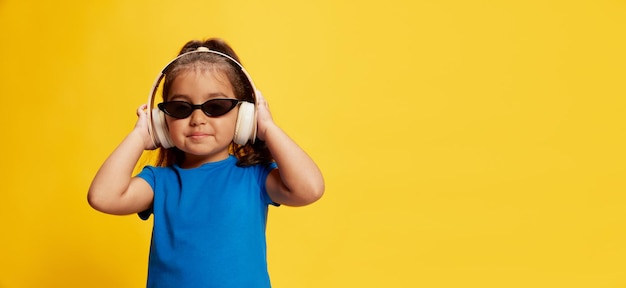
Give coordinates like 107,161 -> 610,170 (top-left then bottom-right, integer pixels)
161,102 -> 193,118
202,99 -> 238,116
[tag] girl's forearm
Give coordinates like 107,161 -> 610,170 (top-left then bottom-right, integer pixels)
87,130 -> 146,212
264,124 -> 325,203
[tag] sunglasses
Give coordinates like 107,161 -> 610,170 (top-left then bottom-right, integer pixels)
158,99 -> 247,119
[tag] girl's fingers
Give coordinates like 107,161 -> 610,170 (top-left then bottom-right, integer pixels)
137,104 -> 148,116
256,90 -> 266,105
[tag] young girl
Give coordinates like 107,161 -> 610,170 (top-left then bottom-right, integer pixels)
88,38 -> 324,287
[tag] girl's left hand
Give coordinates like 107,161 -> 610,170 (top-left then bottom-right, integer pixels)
254,90 -> 275,141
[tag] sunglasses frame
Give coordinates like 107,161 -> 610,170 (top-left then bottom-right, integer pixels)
158,98 -> 250,119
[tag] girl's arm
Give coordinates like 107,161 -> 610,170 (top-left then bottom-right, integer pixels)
255,92 -> 325,206
87,105 -> 155,215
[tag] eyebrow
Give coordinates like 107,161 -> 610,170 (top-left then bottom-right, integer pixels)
168,92 -> 230,101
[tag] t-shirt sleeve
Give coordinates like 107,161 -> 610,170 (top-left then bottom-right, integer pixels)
135,166 -> 156,220
261,162 -> 279,206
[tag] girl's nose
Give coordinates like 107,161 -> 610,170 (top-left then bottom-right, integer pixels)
189,109 -> 207,126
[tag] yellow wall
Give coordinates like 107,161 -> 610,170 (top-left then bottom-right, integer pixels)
1,0 -> 625,287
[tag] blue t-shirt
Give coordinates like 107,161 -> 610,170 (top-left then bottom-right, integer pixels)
136,155 -> 278,288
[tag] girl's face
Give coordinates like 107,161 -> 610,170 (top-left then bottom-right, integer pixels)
165,68 -> 239,168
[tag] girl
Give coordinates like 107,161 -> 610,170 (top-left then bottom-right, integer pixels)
88,38 -> 324,287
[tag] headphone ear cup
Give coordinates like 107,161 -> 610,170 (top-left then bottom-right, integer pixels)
233,102 -> 256,145
151,108 -> 175,149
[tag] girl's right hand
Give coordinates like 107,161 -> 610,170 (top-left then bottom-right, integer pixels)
134,104 -> 158,150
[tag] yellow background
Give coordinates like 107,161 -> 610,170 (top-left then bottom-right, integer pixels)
1,0 -> 625,287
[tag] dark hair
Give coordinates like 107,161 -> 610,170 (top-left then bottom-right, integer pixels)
155,38 -> 273,167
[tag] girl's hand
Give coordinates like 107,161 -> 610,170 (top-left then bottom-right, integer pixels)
134,104 -> 158,150
254,90 -> 276,141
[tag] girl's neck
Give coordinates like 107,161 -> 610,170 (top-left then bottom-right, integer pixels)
181,152 -> 230,168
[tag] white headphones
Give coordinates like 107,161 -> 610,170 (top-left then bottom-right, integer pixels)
146,47 -> 257,149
